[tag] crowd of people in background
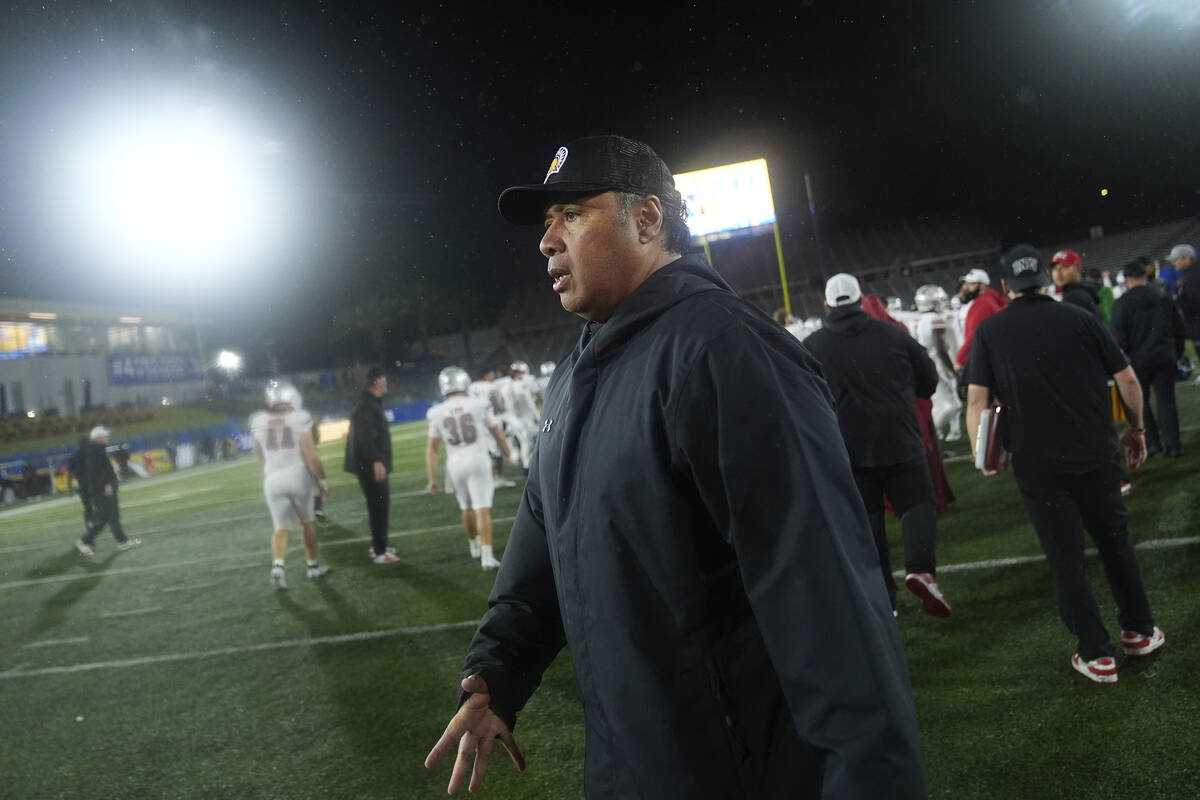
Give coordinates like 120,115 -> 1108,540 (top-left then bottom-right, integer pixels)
776,238 -> 1191,686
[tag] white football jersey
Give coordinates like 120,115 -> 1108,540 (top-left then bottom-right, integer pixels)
427,394 -> 498,459
249,409 -> 313,474
484,377 -> 510,414
890,308 -> 922,340
505,376 -> 539,420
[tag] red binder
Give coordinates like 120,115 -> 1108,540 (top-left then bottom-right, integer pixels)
974,403 -> 1011,474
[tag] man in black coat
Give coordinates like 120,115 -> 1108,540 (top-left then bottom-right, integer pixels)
804,274 -> 950,618
67,435 -> 94,538
1111,259 -> 1186,457
73,426 -> 140,557
425,135 -> 927,798
344,366 -> 396,563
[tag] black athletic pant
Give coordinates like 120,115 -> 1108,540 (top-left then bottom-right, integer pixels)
852,458 -> 938,609
1133,359 -> 1180,455
356,471 -> 390,556
1012,456 -> 1156,661
81,493 -> 128,545
78,490 -> 94,533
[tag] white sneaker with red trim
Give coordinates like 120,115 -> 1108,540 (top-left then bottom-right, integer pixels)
904,572 -> 952,618
1122,626 -> 1165,657
1071,653 -> 1118,684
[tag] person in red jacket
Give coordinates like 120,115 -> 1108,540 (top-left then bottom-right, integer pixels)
955,267 -> 1008,370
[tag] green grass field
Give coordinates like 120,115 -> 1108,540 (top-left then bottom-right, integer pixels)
2,394 -> 1199,799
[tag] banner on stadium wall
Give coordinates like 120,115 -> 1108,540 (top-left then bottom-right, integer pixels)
107,354 -> 204,385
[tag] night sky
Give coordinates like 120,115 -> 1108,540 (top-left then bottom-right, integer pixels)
1,1 -> 1198,363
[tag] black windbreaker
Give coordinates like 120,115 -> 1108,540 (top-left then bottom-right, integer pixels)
343,390 -> 392,474
461,258 -> 927,799
803,305 -> 938,468
1111,284 -> 1186,369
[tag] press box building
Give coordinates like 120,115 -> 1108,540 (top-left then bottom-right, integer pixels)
0,298 -> 205,417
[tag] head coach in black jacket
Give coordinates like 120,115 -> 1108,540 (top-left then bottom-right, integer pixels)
424,135 -> 927,799
344,366 -> 396,563
804,275 -> 950,619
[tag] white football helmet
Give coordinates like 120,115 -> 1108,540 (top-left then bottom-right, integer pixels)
265,380 -> 302,410
438,366 -> 471,397
539,361 -> 556,377
510,361 -> 530,376
914,284 -> 950,313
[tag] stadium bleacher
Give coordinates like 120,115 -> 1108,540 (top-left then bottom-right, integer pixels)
487,216 -> 1199,360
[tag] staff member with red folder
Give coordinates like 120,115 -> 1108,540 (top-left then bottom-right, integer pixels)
965,244 -> 1165,685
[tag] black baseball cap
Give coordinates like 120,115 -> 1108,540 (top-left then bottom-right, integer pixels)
999,244 -> 1052,292
497,134 -> 683,225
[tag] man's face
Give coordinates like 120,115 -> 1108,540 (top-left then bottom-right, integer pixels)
1175,256 -> 1194,271
540,191 -> 646,322
1051,261 -> 1080,287
94,435 -> 108,446
960,281 -> 983,301
371,376 -> 388,396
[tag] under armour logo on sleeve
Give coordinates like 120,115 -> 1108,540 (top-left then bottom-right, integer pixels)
543,419 -> 554,433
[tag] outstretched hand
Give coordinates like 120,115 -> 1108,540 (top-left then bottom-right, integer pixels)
425,674 -> 526,794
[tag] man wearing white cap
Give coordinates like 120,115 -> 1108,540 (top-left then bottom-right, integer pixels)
954,266 -> 1008,371
804,273 -> 950,619
74,426 -> 140,556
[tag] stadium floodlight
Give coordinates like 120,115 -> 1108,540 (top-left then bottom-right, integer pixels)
49,87 -> 296,286
216,350 -> 242,372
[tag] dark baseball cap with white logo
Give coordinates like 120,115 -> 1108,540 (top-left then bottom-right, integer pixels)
1000,244 -> 1052,292
497,134 -> 683,225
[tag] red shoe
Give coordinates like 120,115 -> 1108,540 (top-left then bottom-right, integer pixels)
1072,653 -> 1118,684
1122,627 -> 1165,657
904,572 -> 952,618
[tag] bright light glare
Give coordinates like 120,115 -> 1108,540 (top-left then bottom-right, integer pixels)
53,93 -> 291,280
1123,1 -> 1200,26
216,350 -> 242,370
1100,188 -> 1110,196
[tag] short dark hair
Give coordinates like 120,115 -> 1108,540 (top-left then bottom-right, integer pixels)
616,191 -> 691,256
365,366 -> 386,386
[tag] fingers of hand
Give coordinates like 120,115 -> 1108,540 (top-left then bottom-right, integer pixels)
461,674 -> 489,695
500,729 -> 527,771
449,731 -> 477,794
469,732 -> 495,792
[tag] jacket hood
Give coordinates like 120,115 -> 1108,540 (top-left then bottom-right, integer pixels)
1063,282 -> 1101,303
823,304 -> 873,336
582,257 -> 734,357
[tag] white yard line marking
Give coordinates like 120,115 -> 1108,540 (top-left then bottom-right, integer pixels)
0,517 -> 517,590
160,581 -> 222,593
889,535 -> 1200,578
20,637 -> 91,649
0,620 -> 481,680
100,606 -> 163,618
119,487 -> 217,510
4,535 -> 1199,681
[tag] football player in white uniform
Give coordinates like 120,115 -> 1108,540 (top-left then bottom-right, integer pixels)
250,381 -> 331,590
913,284 -> 963,441
426,367 -> 512,570
502,361 -> 541,471
469,370 -> 516,488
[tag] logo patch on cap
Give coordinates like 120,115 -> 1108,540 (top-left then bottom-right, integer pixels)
1012,257 -> 1039,275
544,146 -> 568,184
